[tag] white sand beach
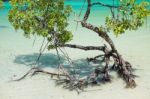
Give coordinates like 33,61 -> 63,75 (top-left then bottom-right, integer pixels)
0,2 -> 150,99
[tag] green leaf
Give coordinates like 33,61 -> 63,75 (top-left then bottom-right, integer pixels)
9,0 -> 73,48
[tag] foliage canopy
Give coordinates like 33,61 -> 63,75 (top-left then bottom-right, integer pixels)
8,0 -> 150,45
0,0 -> 3,8
105,0 -> 150,36
8,0 -> 73,47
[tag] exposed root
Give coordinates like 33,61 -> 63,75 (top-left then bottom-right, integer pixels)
12,67 -> 70,81
84,44 -> 136,88
10,0 -> 138,94
12,67 -> 96,94
87,54 -> 104,63
13,67 -> 37,81
12,44 -> 136,94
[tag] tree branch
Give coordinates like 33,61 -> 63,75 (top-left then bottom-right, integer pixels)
91,2 -> 119,8
81,0 -> 117,52
59,44 -> 105,51
12,67 -> 70,81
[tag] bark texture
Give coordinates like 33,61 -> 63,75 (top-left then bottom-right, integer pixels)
79,0 -> 136,88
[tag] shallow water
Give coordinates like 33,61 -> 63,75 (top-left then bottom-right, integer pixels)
0,1 -> 150,99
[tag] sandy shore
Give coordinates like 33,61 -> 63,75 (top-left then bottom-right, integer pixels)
0,3 -> 150,98
0,23 -> 150,99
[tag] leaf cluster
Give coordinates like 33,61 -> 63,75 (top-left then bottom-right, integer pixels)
0,0 -> 3,8
105,0 -> 150,36
9,0 -> 73,49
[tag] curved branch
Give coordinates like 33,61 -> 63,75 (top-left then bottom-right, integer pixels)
81,0 -> 108,40
80,0 -> 136,87
81,0 -> 117,52
91,2 -> 119,8
12,67 -> 70,81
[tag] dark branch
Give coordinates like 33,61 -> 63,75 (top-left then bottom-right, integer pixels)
60,44 -> 105,51
81,0 -> 117,52
91,2 -> 119,8
82,0 -> 91,22
12,67 -> 70,81
81,0 -> 109,39
81,21 -> 107,37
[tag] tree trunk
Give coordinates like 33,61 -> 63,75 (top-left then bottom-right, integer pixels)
80,0 -> 136,88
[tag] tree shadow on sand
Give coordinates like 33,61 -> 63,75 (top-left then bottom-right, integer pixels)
14,53 -> 103,77
14,53 -> 65,68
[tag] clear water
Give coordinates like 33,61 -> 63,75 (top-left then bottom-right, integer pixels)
0,1 -> 150,98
